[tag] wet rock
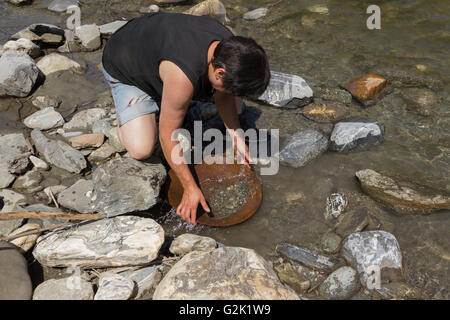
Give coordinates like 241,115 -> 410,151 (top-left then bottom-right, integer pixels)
9,223 -> 41,252
0,38 -> 40,58
325,193 -> 348,220
7,153 -> 30,175
356,169 -> 450,214
23,107 -> 65,130
11,23 -> 64,45
0,51 -> 39,97
33,276 -> 94,300
32,95 -> 62,110
243,8 -> 268,21
139,5 -> 160,14
13,170 -> 44,193
343,74 -> 387,103
74,24 -> 101,51
169,233 -> 217,255
0,241 -> 33,300
33,216 -> 165,268
276,263 -> 311,294
335,207 -> 370,237
91,157 -> 166,217
375,282 -> 422,300
151,0 -> 189,4
307,5 -> 329,14
154,246 -> 299,300
185,0 -> 228,24
108,127 -> 126,152
99,21 -> 128,37
342,231 -> 403,287
279,130 -> 328,168
0,163 -> 16,188
319,266 -> 360,300
321,232 -> 342,254
92,119 -> 112,137
258,71 -> 313,107
329,119 -> 384,152
88,142 -> 116,162
0,190 -> 26,237
69,133 -> 104,149
300,102 -> 349,123
57,179 -> 93,214
8,0 -> 32,5
120,266 -> 162,300
48,0 -> 79,13
276,243 -> 340,272
401,87 -> 439,117
31,129 -> 87,173
63,108 -> 108,131
94,272 -> 135,300
29,155 -> 49,171
36,53 -> 83,76
319,87 -> 352,104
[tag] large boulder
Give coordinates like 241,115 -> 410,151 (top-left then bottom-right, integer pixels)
342,74 -> 387,103
33,216 -> 165,268
0,51 -> 39,97
30,129 -> 87,173
91,157 -> 166,217
356,169 -> 450,214
153,246 -> 299,300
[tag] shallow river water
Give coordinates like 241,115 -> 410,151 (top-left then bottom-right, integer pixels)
0,0 -> 449,299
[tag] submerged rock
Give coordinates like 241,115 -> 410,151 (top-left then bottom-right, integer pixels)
36,53 -> 83,76
33,276 -> 94,300
0,38 -> 40,58
33,216 -> 165,268
31,129 -> 87,173
91,157 -> 166,217
0,241 -> 33,300
258,71 -> 313,107
243,8 -> 268,21
355,169 -> 450,214
330,119 -> 384,152
343,73 -> 387,103
276,263 -> 311,294
23,107 -> 65,130
57,179 -> 94,214
94,272 -> 135,300
153,246 -> 299,300
279,129 -> 328,168
185,0 -> 228,24
300,102 -> 349,123
276,243 -> 340,272
401,87 -> 439,117
321,232 -> 342,254
319,266 -> 360,300
342,231 -> 403,287
169,233 -> 217,255
0,51 -> 39,97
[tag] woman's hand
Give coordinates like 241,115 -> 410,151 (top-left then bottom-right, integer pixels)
176,185 -> 210,225
233,133 -> 251,168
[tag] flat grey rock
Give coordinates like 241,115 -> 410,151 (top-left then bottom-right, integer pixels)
31,129 -> 87,173
63,108 -> 108,131
33,216 -> 165,268
0,133 -> 29,163
154,247 -> 299,300
99,21 -> 128,36
0,51 -> 39,97
258,71 -> 313,107
0,162 -> 16,188
243,8 -> 268,21
91,157 -> 166,217
276,243 -> 340,272
74,24 -> 101,51
92,119 -> 112,137
120,266 -> 162,300
330,119 -> 384,151
319,266 -> 360,299
57,179 -> 94,213
23,107 -> 65,130
0,189 -> 26,237
94,272 -> 135,300
279,129 -> 328,168
48,0 -> 79,13
36,53 -> 82,76
33,276 -> 94,300
342,231 -> 403,287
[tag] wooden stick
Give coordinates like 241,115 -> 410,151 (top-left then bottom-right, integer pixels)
0,211 -> 105,221
48,189 -> 59,208
0,222 -> 76,242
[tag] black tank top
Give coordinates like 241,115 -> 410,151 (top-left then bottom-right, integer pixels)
102,12 -> 233,105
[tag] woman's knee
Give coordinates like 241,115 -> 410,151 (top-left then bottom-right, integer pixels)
126,140 -> 156,160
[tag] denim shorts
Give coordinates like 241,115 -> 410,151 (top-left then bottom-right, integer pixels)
102,67 -> 159,126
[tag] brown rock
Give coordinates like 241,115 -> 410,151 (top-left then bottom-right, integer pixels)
401,88 -> 439,117
69,133 -> 104,149
301,102 -> 349,123
343,74 -> 387,102
335,207 -> 370,237
88,142 -> 116,162
184,0 -> 228,24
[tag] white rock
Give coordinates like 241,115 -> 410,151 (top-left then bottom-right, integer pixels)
63,108 -> 108,130
57,179 -> 94,214
243,8 -> 268,21
169,233 -> 217,255
0,51 -> 39,97
48,0 -> 79,13
120,266 -> 162,300
29,156 -> 49,170
0,133 -> 29,163
36,53 -> 83,76
23,107 -> 65,130
33,216 -> 165,268
74,24 -> 101,51
319,266 -> 360,299
0,38 -> 40,58
33,276 -> 94,300
99,21 -> 128,37
9,223 -> 41,252
94,272 -> 135,300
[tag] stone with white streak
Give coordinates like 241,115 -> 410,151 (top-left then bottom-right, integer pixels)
63,108 -> 108,131
342,231 -> 403,287
169,233 -> 217,255
32,216 -> 165,268
94,272 -> 135,300
330,119 -> 384,152
120,266 -> 162,300
0,51 -> 39,97
279,130 -> 328,168
153,246 -> 299,300
74,24 -> 101,51
23,107 -> 65,130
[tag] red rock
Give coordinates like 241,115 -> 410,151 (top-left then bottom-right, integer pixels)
343,74 -> 387,102
69,133 -> 104,149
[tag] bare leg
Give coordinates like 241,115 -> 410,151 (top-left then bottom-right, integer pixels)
117,113 -> 158,160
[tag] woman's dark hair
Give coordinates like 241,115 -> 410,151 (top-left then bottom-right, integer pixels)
211,36 -> 270,97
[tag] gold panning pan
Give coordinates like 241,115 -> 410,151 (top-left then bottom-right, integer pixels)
167,155 -> 262,226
